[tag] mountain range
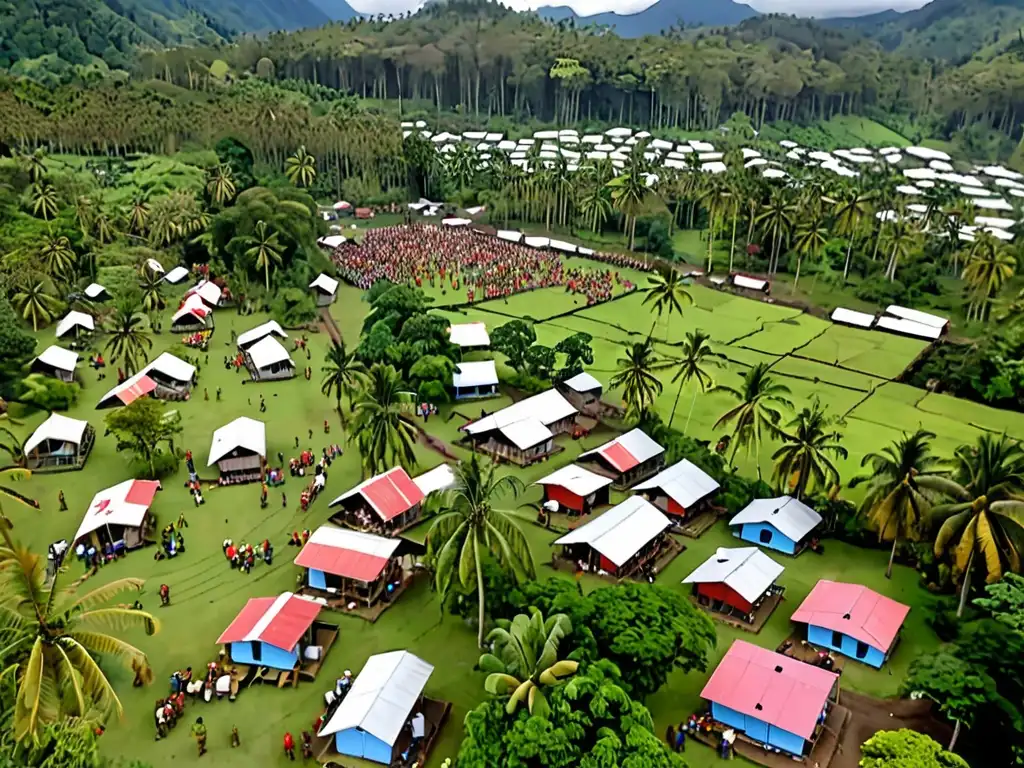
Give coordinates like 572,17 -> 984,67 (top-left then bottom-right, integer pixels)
535,0 -> 758,33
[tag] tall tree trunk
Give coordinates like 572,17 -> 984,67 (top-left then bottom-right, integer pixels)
886,535 -> 898,579
956,552 -> 974,618
842,237 -> 854,281
949,720 -> 962,752
684,387 -> 700,435
474,533 -> 485,647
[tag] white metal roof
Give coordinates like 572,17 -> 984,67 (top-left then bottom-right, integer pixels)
309,273 -> 340,296
208,416 -> 267,465
905,146 -> 951,161
317,235 -> 347,249
449,322 -> 490,348
247,336 -> 292,369
554,496 -> 671,567
186,280 -> 222,307
683,547 -> 784,603
497,230 -> 524,243
305,525 -> 402,559
34,345 -> 79,372
729,496 -> 822,542
971,197 -> 1014,211
145,352 -> 195,383
562,372 -> 602,393
453,361 -> 498,389
412,464 -> 456,497
632,459 -> 719,508
319,650 -> 434,745
875,316 -> 942,340
579,428 -> 665,467
884,305 -> 948,329
74,479 -> 160,542
524,236 -> 550,249
237,320 -> 288,349
162,266 -> 190,284
734,274 -> 768,291
464,389 -> 576,435
830,307 -> 875,328
499,419 -> 553,450
84,283 -> 107,299
535,464 -> 613,497
442,217 -> 472,227
24,413 -> 89,454
55,311 -> 94,338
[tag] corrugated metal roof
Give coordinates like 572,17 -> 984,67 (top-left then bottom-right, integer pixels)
84,283 -> 107,299
248,336 -> 293,369
295,526 -> 400,581
884,305 -> 948,329
330,467 -> 425,521
463,389 -> 576,435
452,361 -> 498,389
35,345 -> 79,372
217,592 -> 321,650
875,315 -> 942,340
633,459 -> 719,508
791,580 -> 910,652
561,372 -> 602,393
74,479 -> 161,542
683,547 -> 783,603
579,429 -> 664,473
554,496 -> 670,566
412,464 -> 456,497
309,273 -> 340,295
448,322 -> 490,348
535,465 -> 613,497
146,352 -> 195,383
830,307 -> 875,328
729,497 -> 822,542
499,419 -> 553,450
55,311 -> 94,338
733,274 -> 769,291
24,413 -> 89,454
186,280 -> 222,307
700,640 -> 837,740
208,417 -> 267,465
162,266 -> 189,284
318,650 -> 434,745
237,321 -> 288,349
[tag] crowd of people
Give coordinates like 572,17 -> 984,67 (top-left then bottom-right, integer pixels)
330,225 -> 647,306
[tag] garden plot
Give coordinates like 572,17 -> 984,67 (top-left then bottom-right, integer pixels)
770,357 -> 885,393
800,324 -> 928,379
917,392 -> 1024,439
738,313 -> 832,356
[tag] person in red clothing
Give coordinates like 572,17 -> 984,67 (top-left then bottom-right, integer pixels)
283,731 -> 296,760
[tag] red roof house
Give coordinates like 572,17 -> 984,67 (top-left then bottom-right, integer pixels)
217,593 -> 323,671
296,526 -> 408,609
790,580 -> 910,668
578,428 -> 665,487
328,467 -> 425,533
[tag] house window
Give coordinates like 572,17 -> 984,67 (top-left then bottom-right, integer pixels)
251,641 -> 262,662
856,641 -> 869,659
831,631 -> 843,648
758,528 -> 773,544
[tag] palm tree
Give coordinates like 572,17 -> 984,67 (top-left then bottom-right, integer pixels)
713,362 -> 793,477
320,341 -> 367,427
961,234 -> 1016,322
832,187 -> 874,280
104,300 -> 153,376
669,330 -> 722,432
0,528 -> 158,743
12,280 -> 62,332
206,163 -> 237,206
242,220 -> 283,291
19,148 -> 48,183
40,235 -> 76,279
425,454 -> 535,647
284,146 -> 317,188
607,171 -> 653,251
850,430 -> 940,578
31,182 -> 59,221
138,268 -> 165,314
126,196 -> 150,235
771,399 -> 847,500
350,364 -> 418,477
610,338 -> 665,419
791,211 -> 828,291
918,434 -> 1024,616
881,215 -> 921,282
756,189 -> 796,275
92,212 -> 115,245
642,267 -> 692,339
478,608 -> 578,718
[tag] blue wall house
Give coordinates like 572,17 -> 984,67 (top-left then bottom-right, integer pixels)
728,496 -> 822,555
318,650 -> 435,765
791,580 -> 911,668
216,592 -> 323,672
701,640 -> 839,758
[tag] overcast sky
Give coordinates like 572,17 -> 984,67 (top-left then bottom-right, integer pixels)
346,0 -> 928,19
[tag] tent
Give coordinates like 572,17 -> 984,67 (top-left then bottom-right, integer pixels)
84,283 -> 111,301
216,593 -> 323,671
534,465 -> 612,516
237,320 -> 288,350
55,311 -> 95,339
96,372 -> 157,409
208,416 -> 266,484
245,336 -> 295,381
24,413 -> 94,471
31,345 -> 79,382
142,353 -> 196,399
729,496 -> 822,555
330,467 -> 426,534
185,280 -> 222,308
632,459 -> 720,521
553,496 -> 671,577
452,361 -> 498,400
578,428 -> 665,488
171,294 -> 212,332
309,274 -> 340,306
74,479 -> 161,550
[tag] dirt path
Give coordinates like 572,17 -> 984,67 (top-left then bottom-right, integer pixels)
831,691 -> 953,768
319,307 -> 342,346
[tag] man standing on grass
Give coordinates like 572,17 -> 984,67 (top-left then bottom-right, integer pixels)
191,717 -> 207,757
58,490 -> 68,511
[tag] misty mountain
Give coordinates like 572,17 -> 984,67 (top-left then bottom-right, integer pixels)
535,0 -> 758,37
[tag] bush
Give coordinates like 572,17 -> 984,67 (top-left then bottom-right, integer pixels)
19,373 -> 80,411
855,273 -> 909,305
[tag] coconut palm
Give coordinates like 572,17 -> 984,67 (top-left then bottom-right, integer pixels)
31,182 -> 59,221
610,337 -> 666,419
284,146 -> 317,188
91,212 -> 115,245
206,163 -> 237,206
320,341 -> 367,427
0,527 -> 159,742
918,434 -> 1024,616
961,234 -> 1016,322
791,211 -> 828,291
40,235 -> 76,279
669,329 -> 722,432
642,267 -> 692,339
242,220 -> 283,291
850,429 -> 941,578
771,399 -> 847,500
19,148 -> 48,183
104,300 -> 153,376
479,608 -> 578,718
713,362 -> 793,477
126,196 -> 150,235
12,280 -> 62,332
881,215 -> 921,282
425,453 -> 535,646
607,170 -> 654,251
832,187 -> 874,280
756,189 -> 796,275
350,363 -> 418,477
138,268 -> 165,314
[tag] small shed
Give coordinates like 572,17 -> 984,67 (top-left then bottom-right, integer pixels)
329,467 -> 426,534
683,547 -> 784,621
245,336 -> 295,381
23,413 -> 94,471
31,346 -> 79,383
55,311 -> 95,339
309,274 -> 340,306
171,294 -> 212,333
790,580 -> 910,668
296,526 -> 410,608
462,389 -> 577,466
237,320 -> 288,351
633,459 -> 720,521
208,417 -> 266,485
732,274 -> 770,293
162,266 -> 190,285
318,651 -> 435,765
448,322 -> 490,349
84,283 -> 111,302
534,464 -> 612,516
553,496 -> 671,578
700,640 -> 838,757
452,361 -> 498,400
73,479 -> 161,550
578,428 -> 665,488
185,279 -> 222,308
143,353 -> 196,400
96,372 -> 157,409
216,593 -> 325,671
729,496 -> 822,555
557,372 -> 603,411
830,307 -> 875,329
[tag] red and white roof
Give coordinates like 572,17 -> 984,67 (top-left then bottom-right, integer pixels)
535,465 -> 613,497
309,273 -> 340,296
633,459 -> 719,509
295,526 -> 401,581
208,417 -> 266,465
579,429 -> 664,473
55,311 -> 95,338
34,345 -> 79,373
683,547 -> 783,603
330,467 -> 425,522
791,580 -> 910,652
701,640 -> 837,740
554,496 -> 670,567
448,322 -> 490,348
172,294 -> 210,324
216,592 -> 321,651
185,279 -> 222,307
24,413 -> 89,454
74,479 -> 161,543
729,496 -> 822,542
96,372 -> 157,409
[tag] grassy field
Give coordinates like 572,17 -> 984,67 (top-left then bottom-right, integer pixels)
8,266 -> 1016,768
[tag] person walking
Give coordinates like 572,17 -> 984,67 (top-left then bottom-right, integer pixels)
282,492 -> 287,508
259,396 -> 266,413
58,490 -> 68,511
177,512 -> 188,529
283,731 -> 296,760
666,723 -> 675,748
674,725 -> 686,752
159,584 -> 170,607
191,717 -> 207,756
231,725 -> 240,748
